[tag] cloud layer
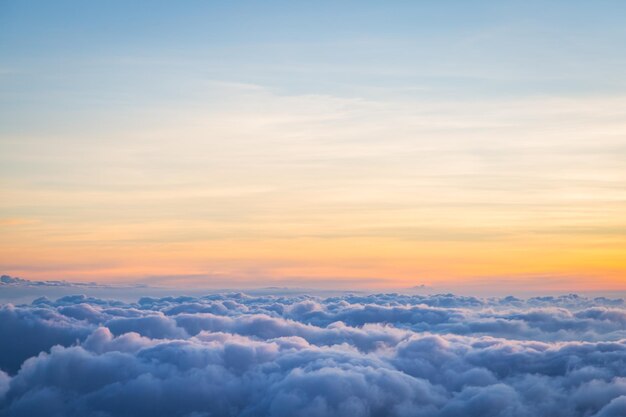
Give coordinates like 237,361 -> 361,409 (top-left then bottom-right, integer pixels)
1,292 -> 626,416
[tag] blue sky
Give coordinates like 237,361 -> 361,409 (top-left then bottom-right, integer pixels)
1,1 -> 626,289
3,0 -> 626,102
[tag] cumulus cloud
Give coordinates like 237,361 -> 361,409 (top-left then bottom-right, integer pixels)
1,291 -> 626,416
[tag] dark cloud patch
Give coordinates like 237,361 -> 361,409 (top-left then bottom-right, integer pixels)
0,305 -> 94,374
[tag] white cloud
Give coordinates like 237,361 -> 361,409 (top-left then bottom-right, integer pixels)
1,290 -> 626,416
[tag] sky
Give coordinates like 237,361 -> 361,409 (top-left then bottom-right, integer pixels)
1,1 -> 625,292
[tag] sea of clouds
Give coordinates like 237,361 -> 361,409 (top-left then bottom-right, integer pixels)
1,286 -> 626,416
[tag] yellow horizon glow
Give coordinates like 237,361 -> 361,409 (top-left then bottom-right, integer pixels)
1,88 -> 626,292
2,229 -> 625,291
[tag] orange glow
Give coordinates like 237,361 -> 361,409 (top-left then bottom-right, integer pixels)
2,227 -> 625,291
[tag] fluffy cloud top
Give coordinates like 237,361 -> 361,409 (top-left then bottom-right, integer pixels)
1,292 -> 626,416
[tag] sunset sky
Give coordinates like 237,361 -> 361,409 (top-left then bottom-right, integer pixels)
1,1 -> 625,292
